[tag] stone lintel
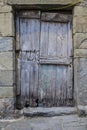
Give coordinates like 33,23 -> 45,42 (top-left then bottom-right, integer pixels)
5,0 -> 81,5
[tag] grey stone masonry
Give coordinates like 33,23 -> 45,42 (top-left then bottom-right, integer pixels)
73,4 -> 87,116
0,1 -> 15,114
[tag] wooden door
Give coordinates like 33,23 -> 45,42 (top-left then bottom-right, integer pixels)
16,11 -> 73,108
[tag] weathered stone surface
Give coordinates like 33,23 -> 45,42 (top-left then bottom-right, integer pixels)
73,16 -> 87,33
0,13 -> 14,36
0,122 -> 10,130
0,70 -> 13,85
0,98 -> 14,119
74,33 -> 87,49
0,52 -> 13,70
63,125 -> 87,130
0,87 -> 13,98
1,115 -> 87,130
77,105 -> 86,117
0,4 -> 12,12
74,58 -> 87,105
74,6 -> 87,16
24,107 -> 76,117
0,37 -> 13,52
4,0 -> 81,5
74,49 -> 87,58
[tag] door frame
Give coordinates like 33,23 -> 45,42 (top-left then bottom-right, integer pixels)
15,8 -> 74,109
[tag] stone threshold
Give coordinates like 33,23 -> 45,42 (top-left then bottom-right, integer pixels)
23,107 -> 77,117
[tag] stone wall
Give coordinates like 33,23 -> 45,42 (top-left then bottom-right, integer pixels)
0,0 -> 87,116
73,5 -> 87,115
0,2 -> 15,116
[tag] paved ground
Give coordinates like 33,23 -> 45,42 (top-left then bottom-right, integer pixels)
0,115 -> 87,130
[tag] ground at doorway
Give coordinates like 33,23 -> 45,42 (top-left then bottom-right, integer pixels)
0,115 -> 87,130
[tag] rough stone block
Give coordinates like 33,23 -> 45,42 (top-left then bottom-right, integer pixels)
0,52 -> 14,70
0,37 -> 13,52
74,58 -> 87,105
0,87 -> 13,98
0,4 -> 12,12
74,49 -> 87,58
77,105 -> 86,117
24,107 -> 76,117
63,126 -> 87,130
74,33 -> 87,49
73,16 -> 87,33
0,98 -> 14,112
0,70 -> 14,85
5,0 -> 79,5
74,6 -> 87,16
0,13 -> 14,36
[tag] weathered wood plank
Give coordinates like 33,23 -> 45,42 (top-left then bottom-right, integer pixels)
40,22 -> 49,57
67,65 -> 73,99
16,58 -> 21,95
20,18 -> 40,51
41,12 -> 72,22
62,23 -> 68,57
29,61 -> 39,107
16,16 -> 20,50
19,11 -> 40,19
56,23 -> 62,57
48,22 -> 57,56
20,61 -> 26,107
39,58 -> 72,65
67,21 -> 73,57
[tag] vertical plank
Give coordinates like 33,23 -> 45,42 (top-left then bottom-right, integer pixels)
25,62 -> 30,106
29,61 -> 39,107
16,58 -> 21,95
33,62 -> 39,106
20,19 -> 40,51
16,16 -> 20,50
40,22 -> 49,57
39,65 -> 46,106
20,19 -> 25,50
56,23 -> 62,57
51,65 -> 56,106
20,61 -> 26,107
62,24 -> 68,57
67,21 -> 73,105
62,66 -> 67,105
67,21 -> 73,57
48,23 -> 57,56
29,62 -> 33,106
67,65 -> 73,99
